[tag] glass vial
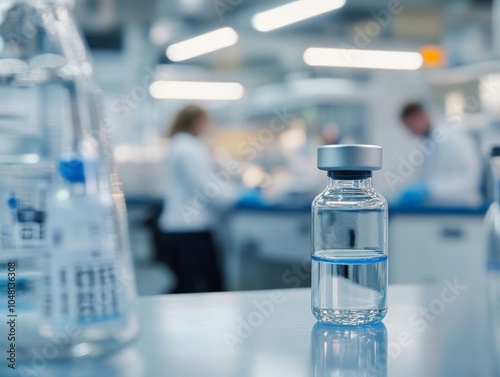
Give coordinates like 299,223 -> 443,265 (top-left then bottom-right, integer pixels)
311,145 -> 388,325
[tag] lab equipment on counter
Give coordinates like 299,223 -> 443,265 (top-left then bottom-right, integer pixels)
236,187 -> 264,207
486,147 -> 500,365
41,158 -> 137,355
311,145 -> 388,325
486,146 -> 500,268
397,181 -> 429,207
0,0 -> 138,360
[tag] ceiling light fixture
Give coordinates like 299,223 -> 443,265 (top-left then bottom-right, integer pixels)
149,81 -> 245,101
166,27 -> 238,62
252,0 -> 346,32
304,47 -> 424,70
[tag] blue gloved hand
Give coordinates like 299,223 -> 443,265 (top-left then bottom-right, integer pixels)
398,182 -> 429,207
236,187 -> 263,207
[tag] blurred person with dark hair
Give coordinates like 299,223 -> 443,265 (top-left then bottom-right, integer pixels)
398,102 -> 482,207
158,105 -> 237,293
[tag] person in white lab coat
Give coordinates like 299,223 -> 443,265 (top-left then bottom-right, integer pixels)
158,105 -> 237,293
398,103 -> 483,207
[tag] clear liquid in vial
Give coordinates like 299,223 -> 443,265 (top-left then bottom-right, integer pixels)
311,249 -> 387,325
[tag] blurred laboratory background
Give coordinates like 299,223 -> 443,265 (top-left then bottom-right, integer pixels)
20,0 -> 500,294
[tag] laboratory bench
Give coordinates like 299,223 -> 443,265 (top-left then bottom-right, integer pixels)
17,283 -> 497,377
227,203 -> 488,289
388,205 -> 488,285
124,197 -> 489,291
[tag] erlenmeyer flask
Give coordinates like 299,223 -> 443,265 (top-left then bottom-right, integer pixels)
0,0 -> 139,361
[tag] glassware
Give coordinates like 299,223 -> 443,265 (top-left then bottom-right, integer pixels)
311,145 -> 388,325
0,0 -> 139,361
487,147 -> 500,274
486,147 -> 500,373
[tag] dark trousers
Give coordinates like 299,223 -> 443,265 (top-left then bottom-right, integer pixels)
160,231 -> 224,294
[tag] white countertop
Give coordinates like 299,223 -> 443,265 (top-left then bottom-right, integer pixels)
13,283 -> 498,377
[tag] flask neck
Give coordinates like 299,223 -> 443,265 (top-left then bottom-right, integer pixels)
327,171 -> 373,189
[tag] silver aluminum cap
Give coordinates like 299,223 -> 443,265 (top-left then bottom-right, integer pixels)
317,144 -> 383,171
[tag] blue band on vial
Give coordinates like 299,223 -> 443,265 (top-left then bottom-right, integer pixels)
311,254 -> 388,265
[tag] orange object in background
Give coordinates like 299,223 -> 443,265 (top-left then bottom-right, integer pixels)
420,45 -> 446,68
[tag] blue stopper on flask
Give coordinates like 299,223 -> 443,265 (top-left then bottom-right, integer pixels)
58,158 -> 86,183
7,195 -> 17,209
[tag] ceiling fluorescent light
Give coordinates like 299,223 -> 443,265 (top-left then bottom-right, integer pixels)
304,48 -> 424,70
149,81 -> 244,101
252,0 -> 346,32
166,27 -> 238,62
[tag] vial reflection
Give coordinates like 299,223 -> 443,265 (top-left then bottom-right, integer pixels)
312,322 -> 387,377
